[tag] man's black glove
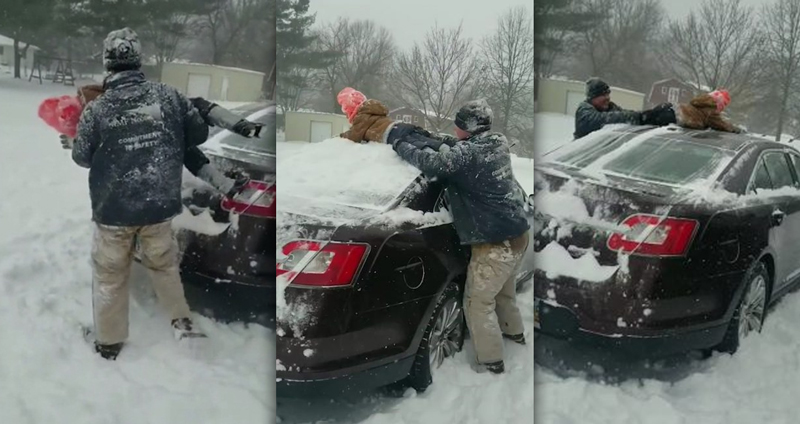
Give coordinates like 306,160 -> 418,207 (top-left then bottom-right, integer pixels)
225,176 -> 250,199
641,103 -> 677,127
232,119 -> 262,138
387,123 -> 420,148
59,134 -> 74,150
409,136 -> 448,151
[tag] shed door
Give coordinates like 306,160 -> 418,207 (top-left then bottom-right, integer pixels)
187,73 -> 212,98
220,76 -> 230,101
566,91 -> 584,116
310,121 -> 332,143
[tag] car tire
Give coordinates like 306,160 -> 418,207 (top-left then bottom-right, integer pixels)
405,280 -> 465,393
715,261 -> 770,354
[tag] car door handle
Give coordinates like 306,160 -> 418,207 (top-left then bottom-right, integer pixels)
772,209 -> 785,226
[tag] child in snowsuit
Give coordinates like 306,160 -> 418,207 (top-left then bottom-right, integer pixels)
337,87 -> 396,143
676,89 -> 742,133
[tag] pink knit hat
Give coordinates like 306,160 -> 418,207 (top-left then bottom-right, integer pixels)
709,89 -> 731,113
337,87 -> 367,123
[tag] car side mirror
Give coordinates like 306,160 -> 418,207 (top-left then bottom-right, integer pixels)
527,194 -> 534,206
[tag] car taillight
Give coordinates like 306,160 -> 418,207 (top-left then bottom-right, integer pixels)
221,180 -> 275,218
607,214 -> 697,257
276,240 -> 368,287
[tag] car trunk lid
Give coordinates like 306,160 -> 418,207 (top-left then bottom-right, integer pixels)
179,149 -> 275,286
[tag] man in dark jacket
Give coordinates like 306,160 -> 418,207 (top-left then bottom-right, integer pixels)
574,78 -> 644,139
72,28 -> 208,360
574,78 -> 676,139
385,100 -> 530,374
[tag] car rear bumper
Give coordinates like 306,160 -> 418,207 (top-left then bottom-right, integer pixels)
181,270 -> 275,327
276,355 -> 415,398
534,298 -> 729,356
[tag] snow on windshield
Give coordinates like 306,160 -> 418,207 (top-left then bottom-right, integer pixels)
277,138 -> 422,211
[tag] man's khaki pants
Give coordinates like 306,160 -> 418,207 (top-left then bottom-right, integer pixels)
91,220 -> 192,345
464,232 -> 529,364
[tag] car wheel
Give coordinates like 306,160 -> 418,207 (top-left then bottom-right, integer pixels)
406,281 -> 465,393
716,261 -> 769,354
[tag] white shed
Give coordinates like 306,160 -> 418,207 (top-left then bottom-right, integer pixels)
284,110 -> 351,142
160,62 -> 265,102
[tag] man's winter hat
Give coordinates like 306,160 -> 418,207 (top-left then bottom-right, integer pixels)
586,78 -> 611,99
709,89 -> 731,113
103,28 -> 142,72
454,99 -> 493,134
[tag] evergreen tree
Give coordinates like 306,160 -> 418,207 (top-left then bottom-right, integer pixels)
276,0 -> 336,110
0,0 -> 56,78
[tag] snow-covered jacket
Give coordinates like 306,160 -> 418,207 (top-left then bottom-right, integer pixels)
574,100 -> 642,139
72,70 -> 209,226
677,94 -> 742,133
388,123 -> 530,245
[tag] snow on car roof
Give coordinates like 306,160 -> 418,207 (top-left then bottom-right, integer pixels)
277,138 -> 422,212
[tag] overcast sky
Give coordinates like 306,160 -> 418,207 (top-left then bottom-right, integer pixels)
661,0 -> 771,18
309,0 -> 531,49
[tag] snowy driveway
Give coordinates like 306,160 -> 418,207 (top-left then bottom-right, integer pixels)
0,76 -> 272,424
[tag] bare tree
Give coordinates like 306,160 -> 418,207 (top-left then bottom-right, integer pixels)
482,6 -> 534,136
661,0 -> 764,100
571,0 -> 665,91
199,0 -> 263,65
761,0 -> 800,141
316,18 -> 396,111
141,15 -> 192,80
279,61 -> 316,112
393,24 -> 484,132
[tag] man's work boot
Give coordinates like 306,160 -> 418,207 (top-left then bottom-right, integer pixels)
172,318 -> 207,340
484,361 -> 505,374
503,333 -> 526,345
95,342 -> 123,360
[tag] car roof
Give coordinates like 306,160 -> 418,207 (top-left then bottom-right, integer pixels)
614,125 -> 797,153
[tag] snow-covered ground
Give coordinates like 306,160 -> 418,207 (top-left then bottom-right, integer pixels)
0,76 -> 273,423
275,138 -> 534,423
534,112 -> 800,424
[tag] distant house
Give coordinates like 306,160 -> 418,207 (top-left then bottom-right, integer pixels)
646,78 -> 696,109
390,106 -> 428,129
0,33 -> 39,72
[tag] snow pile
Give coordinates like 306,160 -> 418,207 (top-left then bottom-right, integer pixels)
0,76 -> 272,423
368,207 -> 453,228
535,241 -> 618,283
172,207 -> 230,236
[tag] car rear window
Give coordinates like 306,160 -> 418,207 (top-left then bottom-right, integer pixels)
548,131 -> 634,168
550,133 -> 733,185
601,138 -> 730,184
